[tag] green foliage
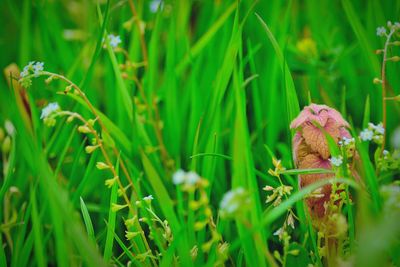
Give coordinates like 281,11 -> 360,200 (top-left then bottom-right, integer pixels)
1,0 -> 400,266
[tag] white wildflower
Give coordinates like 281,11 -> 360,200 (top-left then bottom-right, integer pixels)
341,136 -> 355,146
33,62 -> 44,76
329,156 -> 343,167
40,102 -> 60,119
376,26 -> 386,36
186,171 -> 200,185
219,187 -> 250,217
172,169 -> 201,186
143,195 -> 154,203
108,34 -> 121,48
172,169 -> 186,185
20,69 -> 29,78
374,123 -> 385,135
360,128 -> 373,141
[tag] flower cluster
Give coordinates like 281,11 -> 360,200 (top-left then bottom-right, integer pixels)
20,61 -> 44,78
329,155 -> 343,167
359,122 -> 384,143
338,136 -> 354,146
19,61 -> 45,88
376,21 -> 400,37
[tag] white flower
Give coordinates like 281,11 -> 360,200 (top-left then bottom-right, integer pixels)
329,156 -> 343,167
40,102 -> 60,119
4,120 -> 15,136
186,171 -> 200,185
383,150 -> 389,158
33,62 -> 44,75
172,169 -> 186,185
172,169 -> 201,186
143,195 -> 154,203
219,187 -> 250,217
143,195 -> 153,201
374,123 -> 385,135
150,0 -> 163,13
108,34 -> 121,48
20,61 -> 37,78
341,137 -> 355,146
376,26 -> 386,36
360,129 -> 373,141
20,69 -> 29,78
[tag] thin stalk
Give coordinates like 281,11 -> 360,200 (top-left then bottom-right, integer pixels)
380,29 -> 396,155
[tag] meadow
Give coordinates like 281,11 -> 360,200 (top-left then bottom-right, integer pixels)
1,0 -> 400,266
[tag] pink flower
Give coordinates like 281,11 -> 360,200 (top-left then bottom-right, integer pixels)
290,104 -> 352,218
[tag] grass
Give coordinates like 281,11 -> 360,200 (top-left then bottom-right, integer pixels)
1,0 -> 400,266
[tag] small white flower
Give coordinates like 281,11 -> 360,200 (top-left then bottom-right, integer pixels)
40,102 -> 60,119
33,62 -> 44,76
143,195 -> 154,203
329,156 -> 343,167
150,0 -> 163,13
20,69 -> 29,78
172,169 -> 186,185
108,34 -> 121,48
383,150 -> 389,157
219,187 -> 249,217
172,169 -> 201,186
374,123 -> 385,135
341,137 -> 355,146
360,129 -> 373,141
376,26 -> 386,36
186,171 -> 200,185
143,195 -> 153,201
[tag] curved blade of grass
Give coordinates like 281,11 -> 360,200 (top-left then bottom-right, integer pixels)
80,197 -> 96,243
255,13 -> 300,137
176,2 -> 237,73
96,3 -> 133,122
30,184 -> 47,267
280,168 -> 335,175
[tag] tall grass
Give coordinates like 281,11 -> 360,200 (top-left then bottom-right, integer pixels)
1,0 -> 400,266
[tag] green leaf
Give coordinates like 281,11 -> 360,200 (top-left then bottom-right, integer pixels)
80,197 -> 96,243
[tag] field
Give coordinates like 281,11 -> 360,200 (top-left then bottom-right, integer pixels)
1,0 -> 400,266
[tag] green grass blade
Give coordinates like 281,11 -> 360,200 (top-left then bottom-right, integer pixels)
80,197 -> 96,243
